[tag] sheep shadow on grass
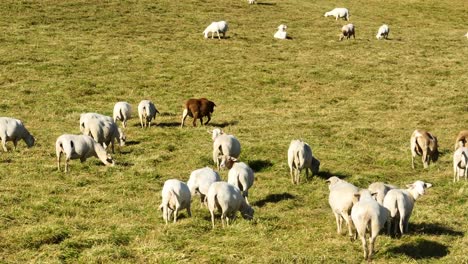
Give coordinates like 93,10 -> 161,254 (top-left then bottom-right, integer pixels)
408,222 -> 464,237
125,140 -> 140,146
248,159 -> 273,172
208,121 -> 238,128
252,192 -> 295,208
257,2 -> 276,6
157,122 -> 181,128
387,239 -> 449,259
315,170 -> 350,180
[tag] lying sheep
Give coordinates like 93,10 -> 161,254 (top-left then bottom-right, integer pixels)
79,113 -> 113,133
203,21 -> 228,39
211,129 -> 241,169
376,24 -> 390,40
55,134 -> 115,173
288,140 -> 320,184
410,129 -> 439,169
453,145 -> 468,182
187,167 -> 221,205
326,176 -> 359,240
339,24 -> 355,41
159,179 -> 192,224
113,102 -> 132,128
324,8 -> 349,21
220,156 -> 255,204
454,130 -> 468,150
0,117 -> 35,152
207,181 -> 254,229
83,118 -> 126,154
138,100 -> 159,128
181,98 -> 216,127
351,189 -> 389,261
368,182 -> 398,206
274,24 -> 288,40
383,180 -> 432,236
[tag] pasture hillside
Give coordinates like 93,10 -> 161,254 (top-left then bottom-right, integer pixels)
0,0 -> 467,263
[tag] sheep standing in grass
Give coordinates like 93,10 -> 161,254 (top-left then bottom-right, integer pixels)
326,176 -> 359,240
376,24 -> 390,39
220,156 -> 255,204
0,117 -> 35,152
211,129 -> 241,169
324,8 -> 349,21
274,24 -> 288,40
339,24 -> 355,41
187,167 -> 221,205
248,0 -> 256,4
454,130 -> 468,149
79,113 -> 113,133
207,182 -> 254,229
288,140 -> 320,184
203,21 -> 229,39
55,134 -> 114,173
351,189 -> 389,261
138,100 -> 159,128
383,180 -> 432,236
113,102 -> 132,128
181,98 -> 216,127
159,179 -> 192,224
83,118 -> 126,154
410,129 -> 439,169
453,145 -> 468,182
368,182 -> 397,206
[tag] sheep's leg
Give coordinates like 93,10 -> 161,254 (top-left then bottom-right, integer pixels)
368,236 -> 375,261
216,31 -> 221,40
210,210 -> 216,229
187,206 -> 192,217
422,149 -> 428,168
65,158 -> 70,173
192,112 -> 199,127
290,167 -> 295,184
221,213 -> 226,227
342,213 -> 355,240
305,168 -> 309,181
360,235 -> 368,260
57,152 -> 61,171
399,215 -> 405,235
1,137 -> 7,152
13,139 -> 18,150
334,212 -> 342,234
204,114 -> 211,125
173,207 -> 178,223
181,109 -> 188,128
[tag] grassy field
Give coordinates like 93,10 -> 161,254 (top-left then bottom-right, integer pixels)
0,0 -> 467,263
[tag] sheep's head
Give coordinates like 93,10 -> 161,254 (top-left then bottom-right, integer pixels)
241,205 -> 254,220
25,135 -> 35,148
278,24 -> 287,31
106,154 -> 115,166
406,181 -> 432,196
325,176 -> 342,188
324,12 -> 330,17
311,157 -> 320,175
210,128 -> 223,141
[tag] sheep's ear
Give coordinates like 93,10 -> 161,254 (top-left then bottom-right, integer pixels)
425,183 -> 433,188
371,192 -> 378,198
229,157 -> 237,162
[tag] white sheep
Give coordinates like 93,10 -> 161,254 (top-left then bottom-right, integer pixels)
410,129 -> 439,169
326,176 -> 359,240
465,32 -> 468,39
351,189 -> 389,261
383,180 -> 432,236
324,8 -> 349,21
113,102 -> 132,128
207,181 -> 254,229
187,167 -> 221,205
211,129 -> 241,169
454,130 -> 468,150
203,21 -> 229,39
368,182 -> 398,206
248,0 -> 256,4
220,156 -> 255,205
453,145 -> 468,182
376,24 -> 390,40
83,118 -> 126,154
158,179 -> 192,224
137,100 -> 159,128
55,134 -> 115,173
0,117 -> 35,152
274,24 -> 288,40
79,113 -> 113,133
339,23 -> 355,41
288,140 -> 320,184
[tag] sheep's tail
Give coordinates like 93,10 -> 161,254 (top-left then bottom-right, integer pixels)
119,108 -> 124,121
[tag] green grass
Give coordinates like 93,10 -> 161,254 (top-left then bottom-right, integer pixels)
0,0 -> 467,263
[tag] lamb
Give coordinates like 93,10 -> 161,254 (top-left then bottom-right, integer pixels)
137,100 -> 159,128
376,24 -> 390,40
0,117 -> 35,152
211,129 -> 241,169
207,181 -> 254,229
287,140 -> 320,184
79,113 -> 113,133
326,176 -> 359,240
55,134 -> 115,173
158,179 -> 192,224
187,167 -> 221,205
454,130 -> 468,150
453,145 -> 468,182
181,98 -> 216,127
383,180 -> 432,236
324,8 -> 349,21
339,24 -> 355,41
368,182 -> 398,206
83,118 -> 126,154
113,102 -> 132,128
203,21 -> 229,39
410,129 -> 439,169
220,156 -> 255,204
351,189 -> 389,261
274,24 -> 288,40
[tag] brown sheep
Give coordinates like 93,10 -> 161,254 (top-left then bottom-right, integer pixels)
454,130 -> 468,150
181,98 -> 216,127
410,129 -> 439,169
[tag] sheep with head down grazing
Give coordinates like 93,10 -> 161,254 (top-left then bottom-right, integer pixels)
187,167 -> 221,205
159,179 -> 192,224
203,21 -> 228,40
288,140 -> 320,184
113,102 -> 132,128
138,100 -> 159,128
211,128 -> 241,169
181,98 -> 216,127
410,129 -> 439,169
376,24 -> 390,40
220,156 -> 255,204
339,24 -> 355,41
453,145 -> 468,182
0,117 -> 35,152
324,8 -> 349,21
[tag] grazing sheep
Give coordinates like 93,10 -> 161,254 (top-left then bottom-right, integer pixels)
79,113 -> 113,133
454,130 -> 468,150
339,23 -> 355,41
383,180 -> 432,236
368,182 -> 398,206
207,182 -> 254,229
324,8 -> 349,21
181,98 -> 216,127
248,0 -> 256,4
187,167 -> 221,205
453,145 -> 468,182
55,134 -> 115,173
137,100 -> 159,128
287,140 -> 320,184
410,129 -> 439,169
211,129 -> 241,169
220,156 -> 255,204
0,117 -> 35,152
203,21 -> 229,39
351,189 -> 389,261
274,24 -> 288,40
113,102 -> 132,128
376,24 -> 390,40
158,179 -> 192,224
326,176 -> 359,240
83,118 -> 126,154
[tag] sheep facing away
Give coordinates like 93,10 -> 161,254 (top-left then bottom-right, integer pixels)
368,182 -> 398,206
454,130 -> 468,150
410,129 -> 439,169
339,24 -> 355,41
159,179 -> 192,224
0,117 -> 35,152
187,167 -> 221,205
83,118 -> 126,154
181,98 -> 216,127
376,24 -> 390,40
211,129 -> 241,169
55,134 -> 115,173
274,24 -> 288,40
203,21 -> 229,39
453,145 -> 468,182
207,182 -> 254,229
220,156 -> 255,204
138,100 -> 159,128
288,140 -> 320,184
324,8 -> 349,21
113,102 -> 132,128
